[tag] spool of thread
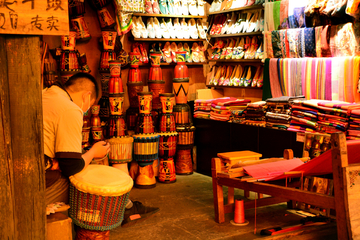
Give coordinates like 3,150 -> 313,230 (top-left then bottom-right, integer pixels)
234,199 -> 245,223
230,199 -> 249,226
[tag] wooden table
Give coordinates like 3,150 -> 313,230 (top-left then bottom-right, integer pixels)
211,132 -> 358,239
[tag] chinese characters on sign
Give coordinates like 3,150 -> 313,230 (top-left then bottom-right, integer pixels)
0,0 -> 69,35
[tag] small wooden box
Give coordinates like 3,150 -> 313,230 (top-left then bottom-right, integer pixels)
46,213 -> 72,240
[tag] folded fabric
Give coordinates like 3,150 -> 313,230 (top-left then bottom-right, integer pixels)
291,116 -> 318,127
212,98 -> 251,106
266,112 -> 291,121
247,101 -> 267,108
266,95 -> 305,103
287,126 -> 316,133
195,99 -> 217,104
292,110 -> 317,120
195,102 -> 212,106
348,129 -> 360,137
194,106 -> 211,111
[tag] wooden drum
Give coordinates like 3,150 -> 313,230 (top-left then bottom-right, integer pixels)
176,125 -> 195,146
69,165 -> 133,231
107,136 -> 133,164
133,133 -> 159,166
158,132 -> 178,158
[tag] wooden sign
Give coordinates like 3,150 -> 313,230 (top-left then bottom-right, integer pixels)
0,0 -> 69,35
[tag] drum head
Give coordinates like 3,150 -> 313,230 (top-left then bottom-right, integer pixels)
70,165 -> 133,196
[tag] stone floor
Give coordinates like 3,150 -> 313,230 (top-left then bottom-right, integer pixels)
109,173 -> 338,240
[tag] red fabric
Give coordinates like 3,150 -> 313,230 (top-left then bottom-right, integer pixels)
269,140 -> 360,181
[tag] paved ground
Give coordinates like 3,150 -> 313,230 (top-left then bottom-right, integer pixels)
109,173 -> 337,240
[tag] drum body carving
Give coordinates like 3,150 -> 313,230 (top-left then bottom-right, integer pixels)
175,146 -> 193,175
158,158 -> 176,183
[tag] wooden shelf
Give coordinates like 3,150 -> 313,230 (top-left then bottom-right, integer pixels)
208,4 -> 264,15
209,31 -> 263,38
133,13 -> 207,18
206,85 -> 262,89
209,59 -> 263,63
133,38 -> 206,42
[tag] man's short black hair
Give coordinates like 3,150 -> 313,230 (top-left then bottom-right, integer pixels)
65,72 -> 100,100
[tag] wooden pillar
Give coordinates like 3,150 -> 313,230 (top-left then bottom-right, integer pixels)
0,35 -> 45,239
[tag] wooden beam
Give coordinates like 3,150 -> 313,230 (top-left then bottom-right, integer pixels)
0,36 -> 16,240
5,35 -> 46,239
217,178 -> 335,209
331,132 -> 350,240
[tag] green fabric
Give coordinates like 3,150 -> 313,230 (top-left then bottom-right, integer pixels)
273,1 -> 281,30
262,58 -> 272,101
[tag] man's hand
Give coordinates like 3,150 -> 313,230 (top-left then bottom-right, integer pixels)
91,141 -> 110,159
82,141 -> 110,166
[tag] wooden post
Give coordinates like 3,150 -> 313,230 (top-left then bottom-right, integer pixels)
331,132 -> 349,240
0,35 -> 45,239
0,35 -> 16,240
212,158 -> 225,223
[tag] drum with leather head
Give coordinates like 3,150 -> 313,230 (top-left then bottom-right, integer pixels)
69,165 -> 133,231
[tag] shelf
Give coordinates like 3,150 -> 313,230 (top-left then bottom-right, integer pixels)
209,59 -> 263,63
133,38 -> 206,42
206,85 -> 262,89
138,62 -> 207,66
133,13 -> 207,18
208,4 -> 264,15
209,31 -> 263,38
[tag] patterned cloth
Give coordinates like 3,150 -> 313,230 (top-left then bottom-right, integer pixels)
304,27 -> 316,57
272,31 -> 283,58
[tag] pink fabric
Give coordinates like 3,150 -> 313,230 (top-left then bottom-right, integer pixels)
310,59 -> 317,99
243,159 -> 304,181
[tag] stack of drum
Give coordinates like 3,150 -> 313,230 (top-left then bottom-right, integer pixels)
157,93 -> 178,183
131,92 -> 160,188
148,52 -> 165,130
59,30 -> 80,83
69,0 -> 91,42
126,52 -> 144,133
173,52 -> 195,175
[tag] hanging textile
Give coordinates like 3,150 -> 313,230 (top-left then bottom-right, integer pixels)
272,31 -> 283,58
304,27 -> 316,57
315,26 -> 323,57
269,59 -> 283,98
325,58 -> 332,100
331,57 -> 340,101
321,25 -> 332,57
262,58 -> 273,100
279,0 -> 290,29
273,1 -> 281,30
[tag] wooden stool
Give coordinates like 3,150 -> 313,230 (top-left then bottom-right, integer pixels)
46,213 -> 72,240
